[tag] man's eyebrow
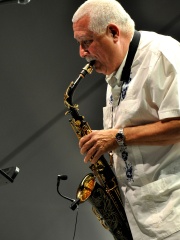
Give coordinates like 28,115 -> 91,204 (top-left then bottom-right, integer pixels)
74,35 -> 85,41
74,32 -> 94,41
75,37 -> 92,44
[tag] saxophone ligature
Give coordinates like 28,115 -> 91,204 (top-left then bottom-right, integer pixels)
64,61 -> 133,240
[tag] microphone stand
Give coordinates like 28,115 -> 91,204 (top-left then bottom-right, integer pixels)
0,166 -> 20,186
56,175 -> 80,210
56,175 -> 80,240
0,0 -> 30,5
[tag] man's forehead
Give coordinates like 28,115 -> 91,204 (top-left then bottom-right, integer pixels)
73,15 -> 90,32
73,23 -> 94,41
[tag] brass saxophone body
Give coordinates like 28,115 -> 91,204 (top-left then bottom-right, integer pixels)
64,61 -> 133,240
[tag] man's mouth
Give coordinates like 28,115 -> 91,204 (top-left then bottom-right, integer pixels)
86,56 -> 96,63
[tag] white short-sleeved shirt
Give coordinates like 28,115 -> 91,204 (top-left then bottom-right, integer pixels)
103,31 -> 180,240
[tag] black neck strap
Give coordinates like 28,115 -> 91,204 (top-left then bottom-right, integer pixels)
121,30 -> 141,83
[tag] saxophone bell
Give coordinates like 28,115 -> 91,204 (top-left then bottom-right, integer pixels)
76,173 -> 96,203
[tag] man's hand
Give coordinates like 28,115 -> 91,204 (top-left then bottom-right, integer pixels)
79,129 -> 119,164
78,117 -> 180,164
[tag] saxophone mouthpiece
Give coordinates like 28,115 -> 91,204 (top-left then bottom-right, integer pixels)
81,61 -> 95,76
89,60 -> 95,66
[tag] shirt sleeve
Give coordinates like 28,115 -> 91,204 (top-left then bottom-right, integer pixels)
149,49 -> 180,120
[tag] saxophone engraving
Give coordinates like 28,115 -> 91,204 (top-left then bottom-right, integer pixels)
64,61 -> 133,240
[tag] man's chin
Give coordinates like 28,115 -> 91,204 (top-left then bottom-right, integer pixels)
94,62 -> 107,75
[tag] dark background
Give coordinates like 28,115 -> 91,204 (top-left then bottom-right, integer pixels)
0,1 -> 179,240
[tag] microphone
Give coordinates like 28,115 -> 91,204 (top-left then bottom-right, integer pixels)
57,174 -> 68,181
56,174 -> 80,210
0,0 -> 31,5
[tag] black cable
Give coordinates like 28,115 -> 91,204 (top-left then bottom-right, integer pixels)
56,188 -> 79,240
72,207 -> 79,240
56,175 -> 80,240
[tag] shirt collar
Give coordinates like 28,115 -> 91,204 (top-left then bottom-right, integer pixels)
105,53 -> 127,88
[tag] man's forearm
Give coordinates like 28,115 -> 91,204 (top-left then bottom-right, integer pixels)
124,118 -> 180,146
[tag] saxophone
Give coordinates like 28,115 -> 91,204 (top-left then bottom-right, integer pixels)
64,61 -> 133,240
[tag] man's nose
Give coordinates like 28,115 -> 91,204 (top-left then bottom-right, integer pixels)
79,45 -> 89,58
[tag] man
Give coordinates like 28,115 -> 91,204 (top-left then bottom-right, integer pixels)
72,0 -> 180,239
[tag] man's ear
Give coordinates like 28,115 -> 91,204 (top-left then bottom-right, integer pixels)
107,24 -> 119,40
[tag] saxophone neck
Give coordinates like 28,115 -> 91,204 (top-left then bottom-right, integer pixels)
64,61 -> 95,110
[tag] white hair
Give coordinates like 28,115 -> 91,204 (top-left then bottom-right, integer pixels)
72,0 -> 135,35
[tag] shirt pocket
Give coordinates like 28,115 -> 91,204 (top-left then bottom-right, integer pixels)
115,98 -> 158,127
113,99 -> 140,127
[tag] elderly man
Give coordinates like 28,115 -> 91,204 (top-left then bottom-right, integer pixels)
72,0 -> 180,239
